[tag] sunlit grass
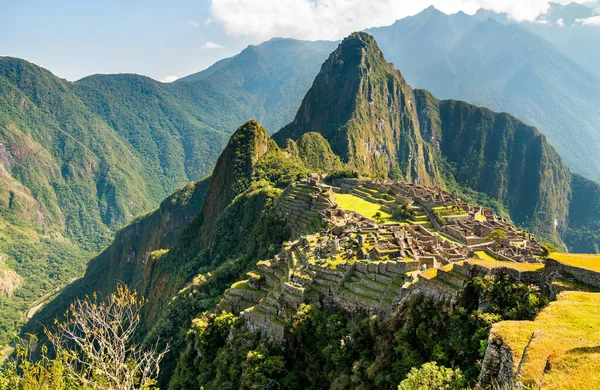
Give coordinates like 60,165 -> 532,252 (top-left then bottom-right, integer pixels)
550,253 -> 600,272
474,251 -> 496,262
333,193 -> 396,222
493,291 -> 600,389
464,258 -> 543,272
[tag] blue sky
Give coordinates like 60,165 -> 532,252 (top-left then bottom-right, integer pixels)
1,0 -> 598,82
0,0 -> 254,81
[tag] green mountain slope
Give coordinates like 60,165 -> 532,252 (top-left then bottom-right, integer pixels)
367,8 -> 600,182
28,120 -> 309,384
274,32 -> 571,244
416,91 -> 571,239
274,33 -> 442,186
0,38 -> 333,343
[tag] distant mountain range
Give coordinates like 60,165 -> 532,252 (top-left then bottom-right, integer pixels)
366,4 -> 600,181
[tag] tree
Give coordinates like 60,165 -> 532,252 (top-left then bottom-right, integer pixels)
0,285 -> 169,390
486,229 -> 507,241
372,212 -> 383,224
46,285 -> 169,389
398,362 -> 465,390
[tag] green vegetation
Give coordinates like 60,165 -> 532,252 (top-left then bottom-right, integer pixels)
333,193 -> 395,222
398,362 -> 465,390
1,286 -> 167,390
274,33 -> 443,187
0,37 -> 333,342
285,132 -> 343,173
168,274 -> 546,389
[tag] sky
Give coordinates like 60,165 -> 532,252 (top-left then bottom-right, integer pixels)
1,0 -> 598,82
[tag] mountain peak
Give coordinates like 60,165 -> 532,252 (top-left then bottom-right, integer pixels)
274,32 -> 442,186
202,120 -> 270,224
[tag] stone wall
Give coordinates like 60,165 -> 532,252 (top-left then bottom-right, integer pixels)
544,258 -> 600,288
478,331 -> 516,388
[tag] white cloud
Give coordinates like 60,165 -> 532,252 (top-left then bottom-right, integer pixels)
203,41 -> 225,49
162,75 -> 179,83
204,18 -> 212,25
184,20 -> 200,28
557,17 -> 564,27
210,0 -> 587,41
576,15 -> 600,25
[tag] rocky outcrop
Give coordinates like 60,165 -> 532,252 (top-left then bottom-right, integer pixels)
478,331 -> 516,388
0,264 -> 22,299
274,33 -> 443,186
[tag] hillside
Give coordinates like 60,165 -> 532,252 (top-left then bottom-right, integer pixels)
0,38 -> 333,343
275,33 -> 571,245
367,7 -> 600,182
11,29 -> 600,389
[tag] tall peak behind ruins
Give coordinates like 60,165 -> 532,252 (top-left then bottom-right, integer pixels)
273,32 -> 443,187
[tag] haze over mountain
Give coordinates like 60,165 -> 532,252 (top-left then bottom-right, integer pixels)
366,5 -> 600,181
476,2 -> 600,80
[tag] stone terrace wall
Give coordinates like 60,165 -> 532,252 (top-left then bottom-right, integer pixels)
544,258 -> 600,288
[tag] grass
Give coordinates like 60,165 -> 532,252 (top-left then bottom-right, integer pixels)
333,193 -> 396,222
464,258 -> 544,272
474,251 -> 496,262
231,280 -> 254,291
492,291 -> 600,389
550,253 -> 600,272
434,231 -> 462,244
420,268 -> 438,279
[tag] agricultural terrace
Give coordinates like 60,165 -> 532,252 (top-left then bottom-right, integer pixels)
474,251 -> 496,262
549,253 -> 600,272
333,193 -> 396,222
492,291 -> 600,390
464,258 -> 544,272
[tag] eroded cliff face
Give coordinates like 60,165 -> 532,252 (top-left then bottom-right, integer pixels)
0,256 -> 22,299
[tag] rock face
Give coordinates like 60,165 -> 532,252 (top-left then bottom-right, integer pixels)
274,33 -> 443,186
478,332 -> 516,388
0,260 -> 22,299
201,120 -> 270,227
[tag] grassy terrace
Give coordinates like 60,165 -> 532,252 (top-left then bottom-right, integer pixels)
474,251 -> 496,262
493,291 -> 600,389
333,193 -> 397,222
420,268 -> 438,279
463,258 -> 544,272
550,253 -> 600,272
434,231 -> 462,244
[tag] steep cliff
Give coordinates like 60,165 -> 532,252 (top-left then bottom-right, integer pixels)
415,90 -> 571,242
274,33 -> 443,186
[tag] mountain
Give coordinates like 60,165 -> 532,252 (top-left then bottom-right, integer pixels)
475,3 -> 600,80
366,7 -> 600,182
25,32 -> 600,388
0,39 -> 333,343
275,32 -> 570,243
171,38 -> 336,133
275,33 -> 442,186
27,119 -> 309,383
